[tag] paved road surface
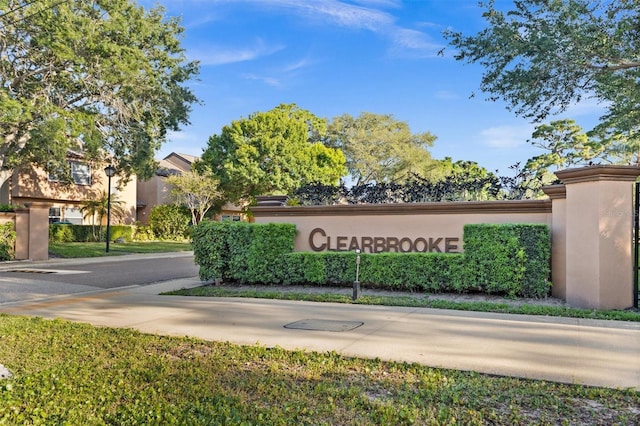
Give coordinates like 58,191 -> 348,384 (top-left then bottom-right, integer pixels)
0,252 -> 198,303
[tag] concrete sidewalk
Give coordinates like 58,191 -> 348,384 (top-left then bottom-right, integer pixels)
1,278 -> 638,390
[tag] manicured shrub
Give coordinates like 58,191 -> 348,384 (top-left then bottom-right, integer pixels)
106,225 -> 134,242
49,223 -> 75,243
279,251 -> 466,293
70,224 -> 99,242
244,223 -> 296,284
191,220 -> 227,281
192,221 -> 296,283
192,221 -> 247,281
132,223 -> 155,241
282,252 -> 356,286
359,252 -> 465,292
193,221 -> 551,298
49,224 -> 134,243
463,224 -> 551,298
0,222 -> 16,260
149,204 -> 190,240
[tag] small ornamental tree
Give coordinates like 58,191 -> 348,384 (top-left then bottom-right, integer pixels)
166,167 -> 223,225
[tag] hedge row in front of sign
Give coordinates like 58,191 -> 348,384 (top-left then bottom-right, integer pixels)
191,221 -> 551,297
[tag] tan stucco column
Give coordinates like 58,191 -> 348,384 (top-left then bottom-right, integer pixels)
555,165 -> 640,309
14,208 -> 29,260
26,202 -> 50,261
542,184 -> 567,300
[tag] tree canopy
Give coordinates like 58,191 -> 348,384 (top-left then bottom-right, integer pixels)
201,104 -> 347,206
326,112 -> 438,185
0,0 -> 199,179
445,0 -> 640,157
523,119 -> 605,172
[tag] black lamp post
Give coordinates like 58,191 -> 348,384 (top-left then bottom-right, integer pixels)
104,164 -> 116,253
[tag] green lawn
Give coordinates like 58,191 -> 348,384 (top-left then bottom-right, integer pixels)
48,241 -> 192,258
7,242 -> 638,423
0,315 -> 637,425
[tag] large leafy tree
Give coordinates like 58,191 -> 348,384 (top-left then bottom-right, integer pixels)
445,0 -> 640,158
201,104 -> 347,205
326,112 -> 438,185
0,0 -> 199,179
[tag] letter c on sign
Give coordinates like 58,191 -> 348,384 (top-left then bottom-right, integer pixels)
309,228 -> 327,252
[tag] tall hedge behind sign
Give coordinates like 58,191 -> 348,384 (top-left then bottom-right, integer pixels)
191,221 -> 296,283
192,221 -> 551,297
463,224 -> 551,298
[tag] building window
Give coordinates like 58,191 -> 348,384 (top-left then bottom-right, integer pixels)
64,207 -> 83,225
49,207 -> 61,223
47,163 -> 63,182
70,161 -> 91,185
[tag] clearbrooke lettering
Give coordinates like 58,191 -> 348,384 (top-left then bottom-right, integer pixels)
308,228 -> 459,253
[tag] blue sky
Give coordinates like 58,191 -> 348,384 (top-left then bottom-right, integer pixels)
143,0 -> 605,176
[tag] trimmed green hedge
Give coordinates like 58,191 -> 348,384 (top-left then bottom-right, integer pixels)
192,221 -> 551,297
463,224 -> 551,298
49,224 -> 134,243
192,221 -> 296,283
282,252 -> 466,292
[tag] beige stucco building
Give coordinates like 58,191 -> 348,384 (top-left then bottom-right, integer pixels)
136,152 -> 244,225
0,151 -> 243,227
0,153 -> 136,225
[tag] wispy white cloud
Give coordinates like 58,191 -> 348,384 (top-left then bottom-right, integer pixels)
480,124 -> 534,149
284,0 -> 395,31
165,130 -> 207,155
350,0 -> 402,8
389,28 -> 441,57
182,13 -> 222,29
434,90 -> 459,100
206,0 -> 442,57
166,130 -> 193,142
241,73 -> 282,87
189,39 -> 285,66
564,97 -> 608,117
282,57 -> 317,73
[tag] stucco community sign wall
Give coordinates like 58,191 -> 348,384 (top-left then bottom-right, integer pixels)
252,165 -> 640,311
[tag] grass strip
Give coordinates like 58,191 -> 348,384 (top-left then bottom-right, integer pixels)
166,286 -> 640,323
49,241 -> 192,258
0,315 -> 638,425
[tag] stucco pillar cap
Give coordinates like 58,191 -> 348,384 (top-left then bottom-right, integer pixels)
541,184 -> 566,200
255,195 -> 288,206
555,165 -> 640,184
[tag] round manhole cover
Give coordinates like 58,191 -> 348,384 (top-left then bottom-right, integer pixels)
284,319 -> 363,332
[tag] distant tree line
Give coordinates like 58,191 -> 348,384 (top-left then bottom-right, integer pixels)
291,162 -> 554,206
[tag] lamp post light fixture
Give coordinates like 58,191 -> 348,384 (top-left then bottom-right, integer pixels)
104,164 -> 116,253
